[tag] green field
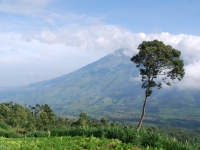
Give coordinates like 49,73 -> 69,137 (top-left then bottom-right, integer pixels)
0,136 -> 142,150
0,134 -> 199,150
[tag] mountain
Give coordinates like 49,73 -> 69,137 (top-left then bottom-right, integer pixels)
0,49 -> 200,122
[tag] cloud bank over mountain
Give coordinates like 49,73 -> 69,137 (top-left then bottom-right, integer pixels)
1,27 -> 199,89
21,26 -> 200,89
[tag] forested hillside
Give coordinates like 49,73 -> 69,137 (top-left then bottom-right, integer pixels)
0,49 -> 199,124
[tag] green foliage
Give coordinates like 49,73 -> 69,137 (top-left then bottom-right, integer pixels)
0,130 -> 21,138
0,102 -> 60,131
0,134 -> 198,150
26,131 -> 49,137
0,122 -> 10,130
50,126 -> 198,149
0,136 -> 140,150
157,125 -> 200,144
72,113 -> 90,126
131,40 -> 185,91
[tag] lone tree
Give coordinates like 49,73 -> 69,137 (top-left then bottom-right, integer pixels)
131,40 -> 185,130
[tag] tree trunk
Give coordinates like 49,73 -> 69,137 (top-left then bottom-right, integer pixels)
137,90 -> 149,130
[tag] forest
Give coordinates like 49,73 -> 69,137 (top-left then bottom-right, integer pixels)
0,102 -> 199,149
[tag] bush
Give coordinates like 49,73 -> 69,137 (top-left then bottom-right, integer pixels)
0,131 -> 20,138
26,131 -> 49,137
0,122 -> 10,130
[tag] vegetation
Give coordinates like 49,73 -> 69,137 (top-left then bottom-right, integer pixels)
0,102 -> 61,131
131,40 -> 185,130
0,127 -> 199,149
0,102 -> 199,149
0,136 -> 141,150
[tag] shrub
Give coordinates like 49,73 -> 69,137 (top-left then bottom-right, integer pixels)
0,130 -> 20,138
26,131 -> 49,137
0,122 -> 10,130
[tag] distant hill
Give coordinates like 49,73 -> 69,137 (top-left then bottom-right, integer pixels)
0,49 -> 199,122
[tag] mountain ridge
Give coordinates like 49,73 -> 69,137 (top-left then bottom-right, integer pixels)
0,48 -> 199,121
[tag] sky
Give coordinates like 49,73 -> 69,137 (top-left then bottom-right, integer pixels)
0,0 -> 200,89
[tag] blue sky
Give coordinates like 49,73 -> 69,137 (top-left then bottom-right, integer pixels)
0,0 -> 200,88
53,0 -> 200,35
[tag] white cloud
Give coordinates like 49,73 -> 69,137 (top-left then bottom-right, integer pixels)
177,61 -> 200,89
24,25 -> 143,53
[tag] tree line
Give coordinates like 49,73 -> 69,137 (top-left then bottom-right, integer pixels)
0,101 -> 110,132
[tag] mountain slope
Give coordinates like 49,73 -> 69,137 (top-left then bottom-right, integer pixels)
0,49 -> 199,120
